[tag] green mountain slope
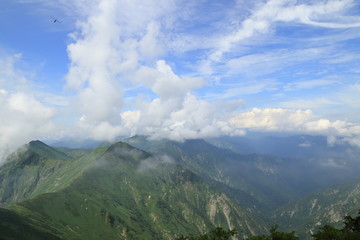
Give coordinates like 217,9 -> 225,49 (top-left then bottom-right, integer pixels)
0,140 -> 70,206
0,141 -> 104,206
126,135 -> 360,216
125,136 -> 302,212
273,178 -> 360,239
0,141 -> 266,239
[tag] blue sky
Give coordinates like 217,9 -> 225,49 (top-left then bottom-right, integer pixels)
0,0 -> 360,159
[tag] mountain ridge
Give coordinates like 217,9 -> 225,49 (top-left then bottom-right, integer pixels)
0,140 -> 267,239
1,136 -> 359,239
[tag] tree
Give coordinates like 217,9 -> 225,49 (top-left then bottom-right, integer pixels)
343,210 -> 360,232
176,227 -> 237,240
312,210 -> 360,240
245,225 -> 299,240
176,211 -> 360,240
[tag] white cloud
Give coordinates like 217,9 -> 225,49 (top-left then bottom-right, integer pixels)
284,79 -> 339,91
55,0 -> 360,146
225,47 -> 330,78
229,108 -> 315,131
120,84 -> 246,141
137,60 -> 205,100
138,22 -> 165,59
343,135 -> 360,148
65,0 -> 178,141
0,91 -> 55,163
279,98 -> 339,109
137,155 -> 175,172
229,108 -> 360,147
0,54 -> 28,90
278,83 -> 360,122
335,83 -> 360,110
299,141 -> 312,148
78,117 -> 125,142
0,54 -> 57,163
202,0 -> 360,74
204,81 -> 279,101
2,0 -> 360,161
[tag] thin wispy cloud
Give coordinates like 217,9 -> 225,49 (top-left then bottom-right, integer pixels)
279,98 -> 340,110
284,79 -> 340,91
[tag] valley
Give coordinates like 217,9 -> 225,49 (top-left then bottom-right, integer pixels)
0,135 -> 359,239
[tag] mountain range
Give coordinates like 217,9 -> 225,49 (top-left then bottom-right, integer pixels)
0,135 -> 359,239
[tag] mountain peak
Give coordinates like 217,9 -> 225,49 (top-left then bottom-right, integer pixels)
27,140 -> 69,160
29,140 -> 47,147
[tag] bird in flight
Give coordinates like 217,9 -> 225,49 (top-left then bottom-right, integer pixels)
51,17 -> 61,23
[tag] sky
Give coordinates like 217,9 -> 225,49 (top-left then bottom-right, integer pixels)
0,0 -> 360,160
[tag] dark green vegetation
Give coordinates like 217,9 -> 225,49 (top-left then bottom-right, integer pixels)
176,227 -> 237,240
0,140 -> 264,239
312,210 -> 360,240
125,135 -> 360,239
0,140 -> 97,206
126,136 -> 360,208
0,135 -> 360,239
245,225 -> 298,240
273,178 -> 360,239
126,136 -> 299,211
176,210 -> 360,239
176,226 -> 298,240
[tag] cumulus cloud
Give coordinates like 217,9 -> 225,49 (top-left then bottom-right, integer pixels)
1,0 -> 360,164
0,90 -> 55,163
0,54 -> 56,163
65,0 -> 177,141
121,95 -> 245,141
112,60 -> 248,141
229,108 -> 360,147
66,0 -> 125,121
63,0 -> 247,142
43,0 -> 360,147
230,108 -> 314,131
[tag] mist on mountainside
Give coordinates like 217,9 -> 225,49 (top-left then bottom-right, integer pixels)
0,135 -> 360,239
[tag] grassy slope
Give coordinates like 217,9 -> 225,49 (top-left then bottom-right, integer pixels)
0,141 -> 105,206
0,141 -> 266,239
125,136 -> 298,212
0,141 -> 68,206
0,207 -> 61,240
